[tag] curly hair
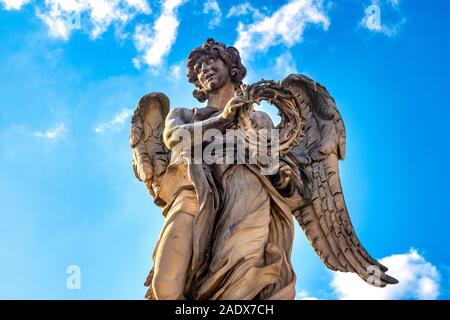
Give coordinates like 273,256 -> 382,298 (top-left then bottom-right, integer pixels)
186,38 -> 247,102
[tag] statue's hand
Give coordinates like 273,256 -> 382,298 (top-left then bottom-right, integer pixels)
220,96 -> 249,122
272,161 -> 293,190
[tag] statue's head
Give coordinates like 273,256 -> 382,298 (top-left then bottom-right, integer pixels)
187,38 -> 247,102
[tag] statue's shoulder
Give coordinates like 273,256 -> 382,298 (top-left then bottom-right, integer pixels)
166,106 -> 195,123
251,110 -> 275,129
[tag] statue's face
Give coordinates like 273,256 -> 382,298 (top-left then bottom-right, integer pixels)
195,55 -> 231,92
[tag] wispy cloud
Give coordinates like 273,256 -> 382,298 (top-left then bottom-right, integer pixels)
132,0 -> 187,69
331,249 -> 440,300
169,61 -> 184,81
360,0 -> 406,37
388,0 -> 399,9
274,51 -> 298,76
33,122 -> 67,139
95,108 -> 131,133
203,0 -> 221,29
226,2 -> 262,20
0,1 -> 187,69
234,0 -> 330,59
34,0 -> 151,40
0,0 -> 189,69
295,290 -> 318,300
0,0 -> 30,10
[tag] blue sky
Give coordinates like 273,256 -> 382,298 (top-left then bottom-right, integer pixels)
0,0 -> 449,299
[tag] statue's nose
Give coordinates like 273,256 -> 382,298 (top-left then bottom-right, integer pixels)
201,62 -> 211,72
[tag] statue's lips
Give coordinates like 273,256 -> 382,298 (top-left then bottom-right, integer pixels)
205,74 -> 217,82
205,75 -> 219,88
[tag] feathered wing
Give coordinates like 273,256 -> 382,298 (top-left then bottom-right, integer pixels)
281,74 -> 398,287
129,92 -> 171,207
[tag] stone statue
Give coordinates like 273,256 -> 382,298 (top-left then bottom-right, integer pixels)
129,38 -> 398,300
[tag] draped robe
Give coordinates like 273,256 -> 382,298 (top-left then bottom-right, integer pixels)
148,106 -> 304,300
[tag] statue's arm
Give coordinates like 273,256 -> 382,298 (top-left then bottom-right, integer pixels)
163,107 -> 235,150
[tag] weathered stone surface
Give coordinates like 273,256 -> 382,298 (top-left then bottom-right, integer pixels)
130,38 -> 398,300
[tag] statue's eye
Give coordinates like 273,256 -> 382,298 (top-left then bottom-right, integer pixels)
194,63 -> 201,74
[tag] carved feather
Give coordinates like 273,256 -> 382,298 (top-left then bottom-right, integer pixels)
130,92 -> 171,206
281,74 -> 398,287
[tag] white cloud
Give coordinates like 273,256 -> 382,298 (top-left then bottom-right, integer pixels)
234,0 -> 330,59
169,61 -> 183,81
34,0 -> 151,41
274,51 -> 298,76
226,2 -> 262,20
203,0 -> 221,29
132,0 -> 187,69
295,290 -> 318,300
95,108 -> 131,133
361,0 -> 405,37
33,122 -> 67,139
331,249 -> 441,300
389,0 -> 399,8
0,0 -> 30,10
1,0 -> 188,69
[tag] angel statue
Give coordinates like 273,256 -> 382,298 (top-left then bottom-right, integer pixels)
129,38 -> 398,300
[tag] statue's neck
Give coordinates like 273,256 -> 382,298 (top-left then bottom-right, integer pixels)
206,81 -> 235,110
